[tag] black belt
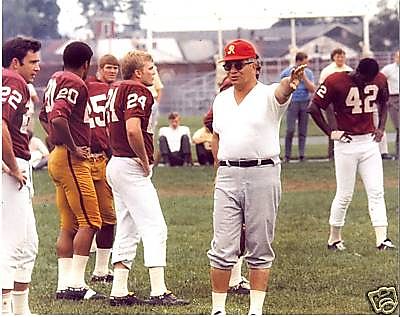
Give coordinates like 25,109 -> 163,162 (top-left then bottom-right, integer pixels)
219,159 -> 274,167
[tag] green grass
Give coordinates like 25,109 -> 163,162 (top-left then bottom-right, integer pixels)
29,160 -> 399,315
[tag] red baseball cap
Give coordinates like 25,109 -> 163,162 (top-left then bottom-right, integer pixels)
223,39 -> 257,61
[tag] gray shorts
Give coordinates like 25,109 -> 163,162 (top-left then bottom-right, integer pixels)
207,163 -> 281,269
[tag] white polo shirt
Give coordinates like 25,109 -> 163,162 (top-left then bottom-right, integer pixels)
319,62 -> 353,84
381,62 -> 399,95
159,125 -> 191,152
212,82 -> 290,161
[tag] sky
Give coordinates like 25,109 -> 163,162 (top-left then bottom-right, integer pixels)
57,0 -> 398,37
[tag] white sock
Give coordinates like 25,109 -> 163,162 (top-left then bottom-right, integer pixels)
12,289 -> 30,315
328,226 -> 342,245
248,290 -> 266,315
110,268 -> 130,297
90,236 -> 97,253
374,226 -> 387,246
2,292 -> 12,314
57,257 -> 72,291
211,292 -> 227,315
69,254 -> 89,288
149,267 -> 167,296
93,248 -> 111,276
229,257 -> 243,287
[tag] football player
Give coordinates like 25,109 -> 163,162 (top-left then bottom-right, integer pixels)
86,54 -> 119,283
2,36 -> 41,315
39,41 -> 105,300
105,50 -> 189,306
308,58 -> 396,251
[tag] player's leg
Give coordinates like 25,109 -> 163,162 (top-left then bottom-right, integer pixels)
13,190 -> 38,315
49,146 -> 103,299
284,102 -> 297,162
228,257 -> 250,295
298,100 -> 309,160
243,164 -> 281,315
328,141 -> 358,248
91,157 -> 116,283
109,188 -> 142,306
358,141 -> 394,249
1,167 -> 30,314
208,166 -> 244,314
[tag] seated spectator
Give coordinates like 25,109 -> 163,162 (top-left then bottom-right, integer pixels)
159,112 -> 192,166
28,130 -> 49,170
192,125 -> 213,165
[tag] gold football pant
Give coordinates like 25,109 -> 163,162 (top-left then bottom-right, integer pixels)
48,146 -> 102,231
89,153 -> 116,225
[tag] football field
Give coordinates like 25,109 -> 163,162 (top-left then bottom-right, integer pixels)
29,159 -> 398,315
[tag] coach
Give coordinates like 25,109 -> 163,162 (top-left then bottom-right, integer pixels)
207,39 -> 306,315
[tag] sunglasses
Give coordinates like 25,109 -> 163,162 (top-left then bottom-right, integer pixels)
223,60 -> 255,71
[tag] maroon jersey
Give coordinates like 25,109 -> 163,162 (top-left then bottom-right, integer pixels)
42,71 -> 91,146
107,80 -> 154,162
312,72 -> 389,134
86,81 -> 111,153
2,68 -> 31,160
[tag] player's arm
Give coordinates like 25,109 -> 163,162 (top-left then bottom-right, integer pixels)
373,99 -> 389,142
275,64 -> 307,104
50,117 -> 88,160
126,117 -> 150,176
211,132 -> 219,168
2,119 -> 26,188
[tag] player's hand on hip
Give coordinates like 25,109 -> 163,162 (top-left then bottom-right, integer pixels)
372,128 -> 384,142
330,130 -> 352,143
72,146 -> 90,160
289,64 -> 307,90
9,167 -> 27,190
133,158 -> 151,177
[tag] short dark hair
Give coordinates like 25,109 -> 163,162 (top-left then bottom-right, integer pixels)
356,58 -> 379,81
63,41 -> 93,69
2,36 -> 41,67
330,48 -> 346,61
295,52 -> 308,62
168,112 -> 179,120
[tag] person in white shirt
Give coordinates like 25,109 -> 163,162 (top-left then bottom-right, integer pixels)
319,48 -> 353,160
148,67 -> 164,133
158,112 -> 192,166
381,50 -> 399,158
28,130 -> 49,170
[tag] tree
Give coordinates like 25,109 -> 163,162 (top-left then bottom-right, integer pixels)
2,0 -> 60,40
78,0 -> 144,33
370,0 -> 399,51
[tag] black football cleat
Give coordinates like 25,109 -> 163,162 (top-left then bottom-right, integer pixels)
62,287 -> 107,300
91,273 -> 113,283
377,238 -> 396,250
144,291 -> 190,306
110,292 -> 143,306
55,289 -> 67,300
327,240 -> 346,251
228,277 -> 250,295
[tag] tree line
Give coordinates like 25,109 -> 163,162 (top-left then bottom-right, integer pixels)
2,0 -> 398,51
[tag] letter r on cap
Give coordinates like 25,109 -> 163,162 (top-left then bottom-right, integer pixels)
227,45 -> 235,55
